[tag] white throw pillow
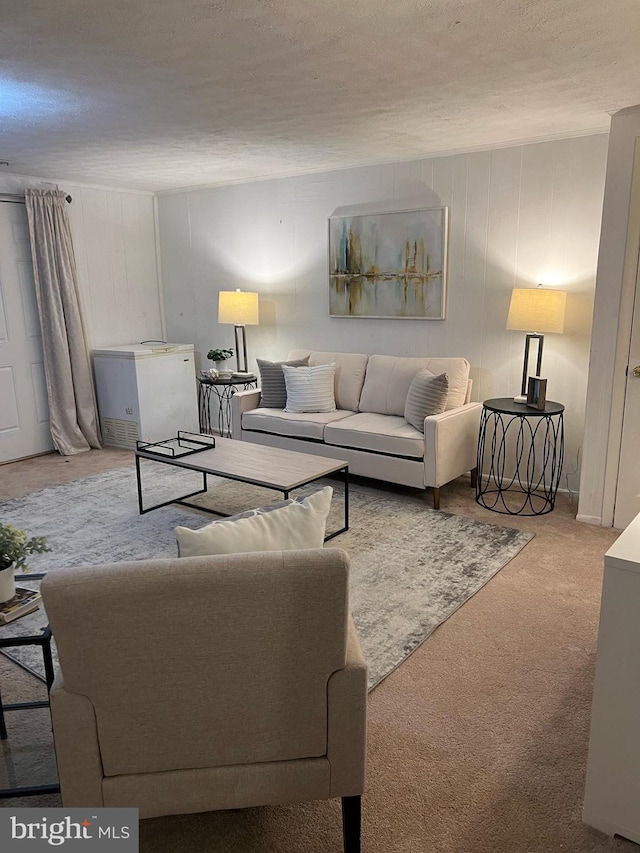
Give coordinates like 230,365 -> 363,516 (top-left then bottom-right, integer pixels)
282,363 -> 337,413
175,486 -> 333,556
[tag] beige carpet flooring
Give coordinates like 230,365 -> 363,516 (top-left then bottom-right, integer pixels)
0,448 -> 636,852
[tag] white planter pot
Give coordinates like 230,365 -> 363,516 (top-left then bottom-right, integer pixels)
0,564 -> 16,603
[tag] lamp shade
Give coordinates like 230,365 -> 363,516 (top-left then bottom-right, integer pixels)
506,287 -> 566,334
218,290 -> 259,326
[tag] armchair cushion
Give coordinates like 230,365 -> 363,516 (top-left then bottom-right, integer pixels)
175,486 -> 333,556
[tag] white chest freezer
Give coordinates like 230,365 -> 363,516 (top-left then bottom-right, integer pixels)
92,343 -> 199,448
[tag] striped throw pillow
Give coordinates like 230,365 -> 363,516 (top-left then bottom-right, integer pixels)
282,363 -> 337,413
404,370 -> 449,432
256,356 -> 310,408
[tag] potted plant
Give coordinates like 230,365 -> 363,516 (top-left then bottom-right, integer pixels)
207,347 -> 234,365
207,347 -> 234,377
0,523 -> 50,603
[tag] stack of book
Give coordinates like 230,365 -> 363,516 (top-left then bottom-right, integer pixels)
0,586 -> 42,624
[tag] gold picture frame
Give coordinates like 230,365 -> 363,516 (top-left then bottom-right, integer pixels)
328,207 -> 448,319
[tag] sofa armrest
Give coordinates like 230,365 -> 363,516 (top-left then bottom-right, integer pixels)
231,388 -> 263,439
49,670 -> 105,807
423,402 -> 483,488
327,617 -> 368,797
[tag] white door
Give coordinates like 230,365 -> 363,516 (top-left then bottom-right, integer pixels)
614,250 -> 640,528
0,201 -> 53,463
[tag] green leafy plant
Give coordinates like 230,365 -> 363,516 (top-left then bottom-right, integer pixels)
207,347 -> 234,362
0,523 -> 50,572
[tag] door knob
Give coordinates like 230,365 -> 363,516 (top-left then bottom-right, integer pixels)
634,365 -> 640,378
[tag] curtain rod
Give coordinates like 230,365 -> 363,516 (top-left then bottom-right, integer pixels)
0,191 -> 72,204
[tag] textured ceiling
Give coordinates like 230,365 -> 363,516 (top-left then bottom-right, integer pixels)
0,0 -> 639,192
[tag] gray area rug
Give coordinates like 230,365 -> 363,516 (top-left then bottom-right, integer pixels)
1,463 -> 533,689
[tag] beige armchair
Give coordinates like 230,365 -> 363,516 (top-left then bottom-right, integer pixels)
41,549 -> 367,852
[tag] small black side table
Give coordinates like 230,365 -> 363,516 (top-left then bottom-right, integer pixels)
198,375 -> 258,438
0,574 -> 60,798
476,397 -> 565,516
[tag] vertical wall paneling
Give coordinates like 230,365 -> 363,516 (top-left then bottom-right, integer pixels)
71,189 -> 113,344
65,185 -> 162,348
461,152 -> 491,391
156,192 -> 195,351
158,135 -> 609,489
483,146 -> 522,403
445,155 -> 470,360
430,155 -> 455,355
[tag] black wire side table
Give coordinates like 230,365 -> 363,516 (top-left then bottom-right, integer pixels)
198,375 -> 258,438
0,573 -> 60,798
476,397 -> 565,516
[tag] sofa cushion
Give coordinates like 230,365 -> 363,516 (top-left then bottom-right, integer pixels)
324,413 -> 424,459
288,350 -> 369,411
283,363 -> 337,413
359,355 -> 470,414
256,356 -> 310,408
242,408 -> 355,441
175,487 -> 333,556
404,371 -> 449,431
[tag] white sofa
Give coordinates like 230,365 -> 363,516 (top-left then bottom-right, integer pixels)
231,350 -> 482,509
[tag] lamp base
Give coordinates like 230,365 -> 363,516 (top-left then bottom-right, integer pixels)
513,395 -> 527,404
233,325 -> 249,374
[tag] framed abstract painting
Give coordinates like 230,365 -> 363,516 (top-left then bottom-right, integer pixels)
328,206 -> 448,319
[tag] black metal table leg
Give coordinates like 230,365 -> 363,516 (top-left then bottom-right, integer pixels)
0,682 -> 8,740
325,466 -> 349,542
135,455 -> 209,515
40,629 -> 55,690
0,783 -> 61,799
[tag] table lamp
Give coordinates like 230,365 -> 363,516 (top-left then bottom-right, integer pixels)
218,289 -> 259,375
506,284 -> 566,403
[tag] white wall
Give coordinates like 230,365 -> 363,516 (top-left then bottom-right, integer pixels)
158,134 -> 609,491
0,173 -> 162,349
579,107 -> 640,525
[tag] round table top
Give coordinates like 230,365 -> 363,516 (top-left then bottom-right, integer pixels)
198,374 -> 257,385
483,397 -> 565,416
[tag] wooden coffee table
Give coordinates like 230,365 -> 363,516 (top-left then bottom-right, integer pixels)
135,435 -> 349,541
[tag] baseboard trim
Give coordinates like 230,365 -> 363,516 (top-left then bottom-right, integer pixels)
576,514 -> 603,526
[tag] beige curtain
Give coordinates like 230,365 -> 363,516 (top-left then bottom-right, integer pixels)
25,189 -> 102,455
